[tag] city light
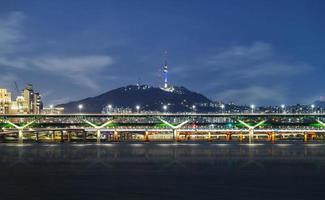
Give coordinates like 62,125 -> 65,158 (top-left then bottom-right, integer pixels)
135,105 -> 140,112
250,104 -> 255,113
78,104 -> 83,113
311,104 -> 315,113
50,104 -> 54,114
0,84 -> 42,114
107,104 -> 113,113
0,4 -> 321,199
220,104 -> 225,113
163,105 -> 168,112
281,104 -> 285,113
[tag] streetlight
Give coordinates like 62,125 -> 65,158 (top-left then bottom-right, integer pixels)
107,104 -> 112,112
281,104 -> 285,113
50,104 -> 54,114
163,105 -> 168,112
192,105 -> 196,112
220,104 -> 225,113
250,104 -> 255,113
78,104 -> 83,113
311,104 -> 315,113
135,105 -> 140,112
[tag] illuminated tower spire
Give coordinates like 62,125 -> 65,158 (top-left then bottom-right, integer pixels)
163,50 -> 168,89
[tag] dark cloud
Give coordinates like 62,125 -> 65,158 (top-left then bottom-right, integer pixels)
0,0 -> 324,106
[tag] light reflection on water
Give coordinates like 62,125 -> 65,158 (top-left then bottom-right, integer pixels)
95,143 -> 115,147
0,143 -> 33,147
71,143 -> 93,147
305,143 -> 325,147
129,143 -> 144,147
1,142 -> 325,166
1,143 -> 325,200
213,143 -> 229,146
239,143 -> 264,146
275,143 -> 292,147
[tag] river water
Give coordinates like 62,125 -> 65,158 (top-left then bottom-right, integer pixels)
0,142 -> 325,200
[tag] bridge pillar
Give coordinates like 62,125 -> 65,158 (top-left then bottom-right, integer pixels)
18,130 -> 23,144
96,130 -> 101,143
248,129 -> 254,144
67,132 -> 71,143
239,133 -> 243,142
82,131 -> 86,143
271,132 -> 276,143
6,120 -> 35,144
208,132 -> 211,142
157,118 -> 189,142
237,119 -> 265,144
51,131 -> 54,142
172,129 -> 178,142
187,133 -> 191,141
226,133 -> 232,141
82,119 -> 113,142
114,131 -> 119,142
60,131 -> 64,143
145,131 -> 149,142
304,133 -> 308,143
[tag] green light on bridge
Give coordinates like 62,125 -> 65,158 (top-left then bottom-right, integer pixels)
310,122 -> 323,128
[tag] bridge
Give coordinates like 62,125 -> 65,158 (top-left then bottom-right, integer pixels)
1,113 -> 325,143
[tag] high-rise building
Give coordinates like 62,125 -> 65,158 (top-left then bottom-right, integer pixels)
0,85 -> 42,114
10,96 -> 28,114
23,84 -> 43,114
0,88 -> 12,114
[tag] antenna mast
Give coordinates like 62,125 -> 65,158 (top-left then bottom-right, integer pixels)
163,50 -> 168,89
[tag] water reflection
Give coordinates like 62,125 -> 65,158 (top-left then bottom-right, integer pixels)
1,143 -> 325,169
1,143 -> 325,200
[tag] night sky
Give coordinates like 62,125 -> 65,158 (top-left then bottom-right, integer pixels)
0,0 -> 324,106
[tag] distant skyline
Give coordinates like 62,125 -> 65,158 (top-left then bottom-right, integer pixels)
0,0 -> 324,106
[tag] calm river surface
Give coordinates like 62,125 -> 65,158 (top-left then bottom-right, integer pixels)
1,142 -> 325,200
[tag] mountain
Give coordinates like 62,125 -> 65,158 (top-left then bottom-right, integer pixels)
314,100 -> 325,108
57,85 -> 216,113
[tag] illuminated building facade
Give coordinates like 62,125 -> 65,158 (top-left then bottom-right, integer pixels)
10,96 -> 29,114
0,89 -> 12,114
0,84 -> 43,114
23,84 -> 43,114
